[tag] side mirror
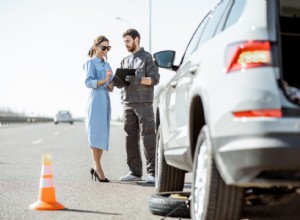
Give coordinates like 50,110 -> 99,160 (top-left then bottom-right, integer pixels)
154,50 -> 176,69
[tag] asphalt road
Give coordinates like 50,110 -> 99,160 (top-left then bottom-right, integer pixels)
0,122 -> 191,220
2,122 -> 300,220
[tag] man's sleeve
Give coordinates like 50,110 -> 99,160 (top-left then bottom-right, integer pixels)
146,54 -> 160,86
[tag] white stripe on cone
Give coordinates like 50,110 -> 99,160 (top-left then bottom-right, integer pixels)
41,165 -> 52,176
39,177 -> 54,188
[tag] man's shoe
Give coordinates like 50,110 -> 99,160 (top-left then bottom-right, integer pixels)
146,174 -> 155,183
119,173 -> 142,182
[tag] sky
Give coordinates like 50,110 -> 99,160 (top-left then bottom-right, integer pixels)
0,0 -> 218,119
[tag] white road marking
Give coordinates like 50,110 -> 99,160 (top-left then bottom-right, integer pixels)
53,131 -> 59,135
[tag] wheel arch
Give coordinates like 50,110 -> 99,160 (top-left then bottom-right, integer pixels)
155,106 -> 160,130
189,95 -> 206,162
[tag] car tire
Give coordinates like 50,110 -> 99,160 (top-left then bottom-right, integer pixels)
155,125 -> 186,193
191,126 -> 244,220
148,191 -> 191,218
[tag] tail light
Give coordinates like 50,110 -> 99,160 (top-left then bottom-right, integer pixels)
233,109 -> 282,118
225,41 -> 271,73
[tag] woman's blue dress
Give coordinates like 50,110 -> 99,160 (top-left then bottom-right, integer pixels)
83,56 -> 113,150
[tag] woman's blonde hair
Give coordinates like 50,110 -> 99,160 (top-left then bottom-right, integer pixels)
88,35 -> 109,58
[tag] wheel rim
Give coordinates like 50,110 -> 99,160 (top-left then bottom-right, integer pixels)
193,139 -> 208,219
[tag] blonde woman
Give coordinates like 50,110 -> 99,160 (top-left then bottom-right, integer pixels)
83,35 -> 113,182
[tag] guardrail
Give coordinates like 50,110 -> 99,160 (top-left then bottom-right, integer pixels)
0,116 -> 53,127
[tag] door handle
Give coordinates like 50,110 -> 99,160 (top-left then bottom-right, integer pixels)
170,81 -> 177,88
189,65 -> 199,74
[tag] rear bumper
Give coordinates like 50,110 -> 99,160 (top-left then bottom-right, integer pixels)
54,120 -> 73,123
214,133 -> 300,187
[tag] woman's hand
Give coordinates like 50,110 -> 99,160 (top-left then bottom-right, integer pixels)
105,70 -> 113,82
107,83 -> 114,92
106,70 -> 113,91
97,70 -> 113,87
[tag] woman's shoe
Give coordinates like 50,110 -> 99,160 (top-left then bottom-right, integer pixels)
99,178 -> 110,182
93,171 -> 110,182
90,168 -> 95,180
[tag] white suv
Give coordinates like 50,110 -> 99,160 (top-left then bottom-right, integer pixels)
153,0 -> 300,219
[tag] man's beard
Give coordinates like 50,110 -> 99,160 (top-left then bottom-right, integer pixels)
127,41 -> 137,52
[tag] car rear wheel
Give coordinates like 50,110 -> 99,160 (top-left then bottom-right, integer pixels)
191,126 -> 244,220
155,125 -> 185,193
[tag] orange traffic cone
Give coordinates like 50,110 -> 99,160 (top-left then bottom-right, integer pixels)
29,154 -> 64,210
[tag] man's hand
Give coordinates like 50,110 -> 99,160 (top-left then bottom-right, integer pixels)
125,75 -> 141,83
141,77 -> 152,85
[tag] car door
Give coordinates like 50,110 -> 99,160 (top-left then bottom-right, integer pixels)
160,69 -> 180,149
163,13 -> 211,150
165,0 -> 232,150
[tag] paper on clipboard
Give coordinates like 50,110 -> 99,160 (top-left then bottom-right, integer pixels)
111,68 -> 136,87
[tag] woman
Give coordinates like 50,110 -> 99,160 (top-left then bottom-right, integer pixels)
83,35 -> 113,182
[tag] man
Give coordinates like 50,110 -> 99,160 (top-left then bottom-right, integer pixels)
118,29 -> 160,183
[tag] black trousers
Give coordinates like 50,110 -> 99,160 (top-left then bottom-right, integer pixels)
124,103 -> 156,177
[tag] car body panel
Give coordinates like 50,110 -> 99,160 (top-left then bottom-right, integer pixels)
154,0 -> 300,187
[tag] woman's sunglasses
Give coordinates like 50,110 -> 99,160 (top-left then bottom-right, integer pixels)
100,46 -> 111,51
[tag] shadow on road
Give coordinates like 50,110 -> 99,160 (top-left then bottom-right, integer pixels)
105,180 -> 156,187
62,208 -> 121,216
136,182 -> 155,187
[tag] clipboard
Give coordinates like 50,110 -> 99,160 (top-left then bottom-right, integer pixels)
111,68 -> 136,87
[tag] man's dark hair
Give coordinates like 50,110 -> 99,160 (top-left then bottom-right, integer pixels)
122,29 -> 140,41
